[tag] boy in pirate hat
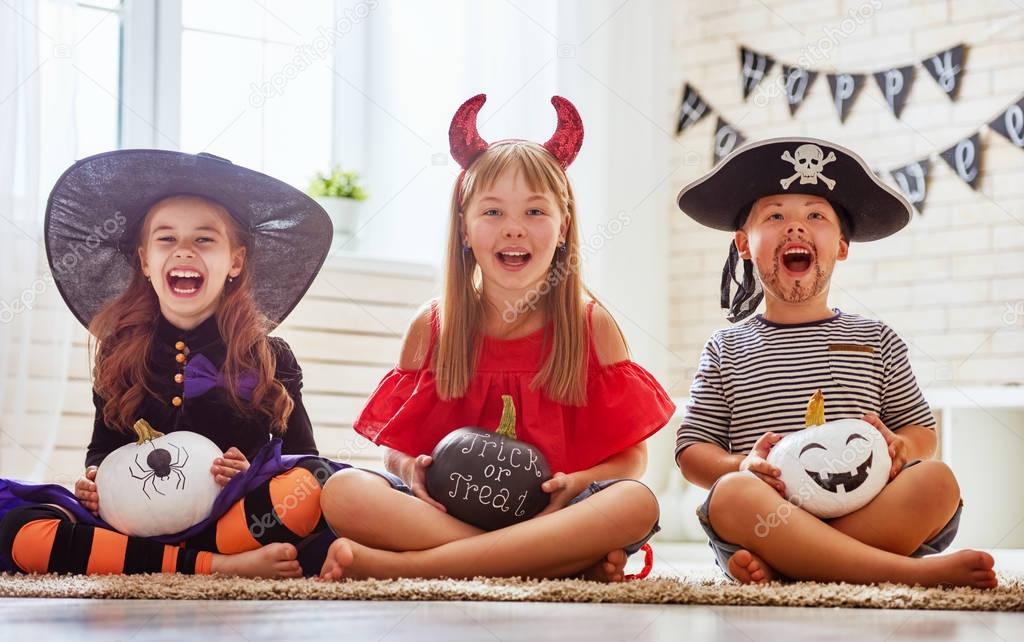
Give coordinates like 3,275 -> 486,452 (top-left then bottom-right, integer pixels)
674,137 -> 996,588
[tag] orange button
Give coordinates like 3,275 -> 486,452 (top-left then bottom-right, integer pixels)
174,373 -> 184,384
175,341 -> 186,351
171,396 -> 182,407
175,353 -> 186,364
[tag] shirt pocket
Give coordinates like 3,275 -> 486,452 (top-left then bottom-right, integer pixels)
827,343 -> 882,402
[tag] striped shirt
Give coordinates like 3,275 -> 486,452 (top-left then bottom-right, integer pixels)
675,310 -> 935,457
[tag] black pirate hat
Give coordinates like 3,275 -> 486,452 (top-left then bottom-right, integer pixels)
45,150 -> 333,329
676,137 -> 913,322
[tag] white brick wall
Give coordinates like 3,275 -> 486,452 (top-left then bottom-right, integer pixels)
667,0 -> 1024,396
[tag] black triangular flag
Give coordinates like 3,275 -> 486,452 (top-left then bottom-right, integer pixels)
827,73 -> 865,123
939,133 -> 981,190
874,66 -> 915,119
890,159 -> 931,212
921,44 -> 965,101
740,47 -> 774,100
676,83 -> 710,135
782,66 -> 817,117
989,96 -> 1024,148
713,117 -> 747,163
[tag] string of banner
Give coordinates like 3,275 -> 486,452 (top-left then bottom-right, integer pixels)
674,44 -> 1024,213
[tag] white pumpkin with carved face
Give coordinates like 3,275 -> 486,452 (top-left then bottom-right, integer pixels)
767,418 -> 891,519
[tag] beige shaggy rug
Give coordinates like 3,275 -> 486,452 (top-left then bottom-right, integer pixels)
1,572 -> 1022,611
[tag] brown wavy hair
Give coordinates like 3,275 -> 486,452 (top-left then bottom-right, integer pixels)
88,196 -> 294,433
435,141 -> 627,405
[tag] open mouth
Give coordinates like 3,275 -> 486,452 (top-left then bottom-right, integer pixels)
165,268 -> 206,297
805,452 -> 873,494
780,245 -> 814,275
495,249 -> 532,271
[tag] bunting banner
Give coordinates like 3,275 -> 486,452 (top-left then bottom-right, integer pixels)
890,159 -> 931,212
827,73 -> 865,123
873,65 -> 915,119
674,85 -> 1022,213
989,96 -> 1024,148
676,82 -> 710,135
713,117 -> 747,163
782,66 -> 817,116
939,133 -> 981,191
740,46 -> 774,99
921,44 -> 965,101
738,44 -> 966,120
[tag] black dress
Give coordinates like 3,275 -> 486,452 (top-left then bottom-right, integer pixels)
85,314 -> 318,467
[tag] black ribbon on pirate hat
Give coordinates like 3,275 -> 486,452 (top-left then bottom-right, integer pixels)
721,241 -> 763,323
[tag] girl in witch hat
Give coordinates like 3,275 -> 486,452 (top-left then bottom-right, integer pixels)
674,137 -> 995,588
0,151 -> 355,578
317,94 -> 676,582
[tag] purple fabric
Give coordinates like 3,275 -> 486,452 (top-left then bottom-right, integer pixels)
0,439 -> 349,572
183,353 -> 258,401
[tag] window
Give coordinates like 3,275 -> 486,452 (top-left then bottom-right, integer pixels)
177,0 -> 335,188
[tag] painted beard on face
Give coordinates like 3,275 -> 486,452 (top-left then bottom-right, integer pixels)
754,236 -> 831,304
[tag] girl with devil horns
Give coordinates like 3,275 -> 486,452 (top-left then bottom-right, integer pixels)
317,95 -> 676,582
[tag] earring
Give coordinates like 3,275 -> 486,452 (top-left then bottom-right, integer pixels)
462,243 -> 472,254
227,276 -> 235,284
557,242 -> 567,254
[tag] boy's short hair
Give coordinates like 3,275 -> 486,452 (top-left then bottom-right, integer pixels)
734,198 -> 854,241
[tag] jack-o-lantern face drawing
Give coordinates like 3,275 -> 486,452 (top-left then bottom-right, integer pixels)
766,391 -> 891,518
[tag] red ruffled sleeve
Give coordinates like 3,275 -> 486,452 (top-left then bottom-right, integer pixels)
562,360 -> 676,472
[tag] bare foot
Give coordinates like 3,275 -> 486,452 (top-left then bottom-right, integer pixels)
580,549 -> 628,583
211,542 -> 302,579
319,537 -> 399,581
727,549 -> 778,584
915,550 -> 998,589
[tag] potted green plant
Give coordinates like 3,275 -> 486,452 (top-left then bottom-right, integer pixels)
307,165 -> 369,251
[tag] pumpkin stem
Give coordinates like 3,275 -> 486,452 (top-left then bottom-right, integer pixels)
805,390 -> 826,427
495,395 -> 517,439
132,419 -> 165,445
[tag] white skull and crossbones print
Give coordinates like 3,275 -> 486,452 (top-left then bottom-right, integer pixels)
780,144 -> 837,190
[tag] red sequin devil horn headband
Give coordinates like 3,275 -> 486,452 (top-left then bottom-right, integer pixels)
449,93 -> 584,205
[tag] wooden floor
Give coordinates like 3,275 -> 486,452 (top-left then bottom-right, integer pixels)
3,544 -> 1022,641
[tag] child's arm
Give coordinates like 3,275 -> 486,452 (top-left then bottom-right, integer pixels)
271,337 -> 319,457
383,447 -> 447,511
538,443 -> 647,516
677,433 -> 786,494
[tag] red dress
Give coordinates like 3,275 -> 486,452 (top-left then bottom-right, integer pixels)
354,301 -> 676,474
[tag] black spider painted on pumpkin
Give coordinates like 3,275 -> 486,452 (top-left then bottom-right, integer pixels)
129,442 -> 190,500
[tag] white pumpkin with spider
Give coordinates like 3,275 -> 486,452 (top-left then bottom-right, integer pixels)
767,390 -> 891,519
96,419 -> 223,536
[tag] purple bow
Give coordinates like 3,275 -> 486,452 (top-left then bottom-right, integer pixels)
183,353 -> 258,401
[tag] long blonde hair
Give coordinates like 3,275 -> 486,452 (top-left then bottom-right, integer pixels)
435,141 -> 624,405
89,196 -> 294,433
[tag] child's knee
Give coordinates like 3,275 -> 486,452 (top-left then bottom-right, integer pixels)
321,469 -> 387,524
612,480 -> 660,538
707,472 -> 769,532
904,460 -> 960,509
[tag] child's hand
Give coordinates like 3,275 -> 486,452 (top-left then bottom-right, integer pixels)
402,454 -> 448,512
75,466 -> 100,515
862,414 -> 908,480
739,432 -> 786,495
211,447 -> 250,486
537,472 -> 582,516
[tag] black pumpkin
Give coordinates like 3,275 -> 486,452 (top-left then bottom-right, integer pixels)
425,395 -> 551,530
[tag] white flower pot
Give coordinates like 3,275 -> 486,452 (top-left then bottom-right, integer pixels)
315,196 -> 363,253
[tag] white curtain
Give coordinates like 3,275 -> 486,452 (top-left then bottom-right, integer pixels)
0,0 -> 78,481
